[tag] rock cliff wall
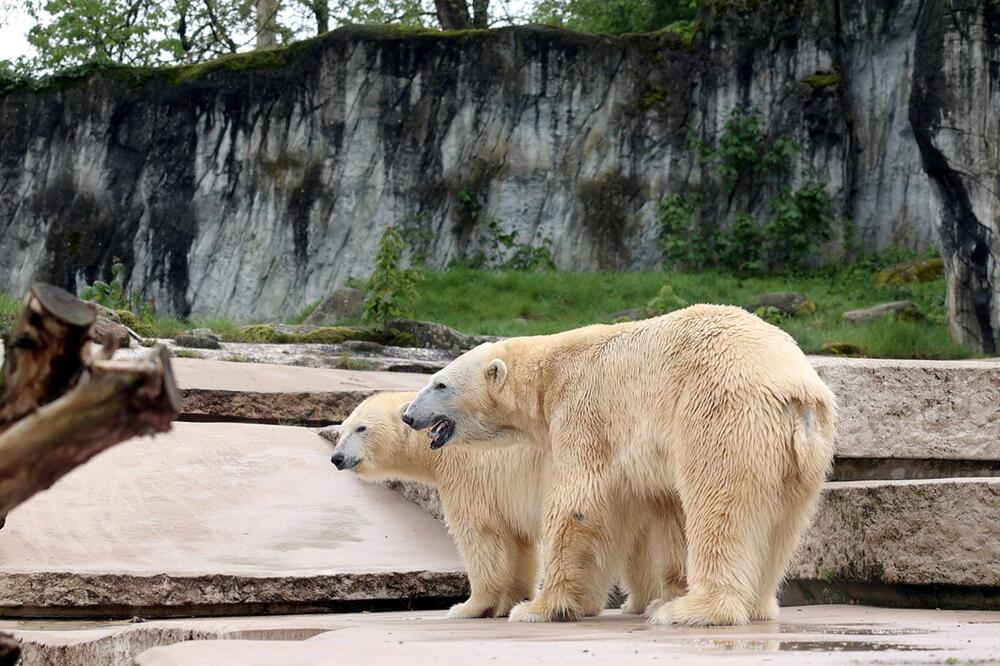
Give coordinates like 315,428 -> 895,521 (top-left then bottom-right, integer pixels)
0,1 -> 997,350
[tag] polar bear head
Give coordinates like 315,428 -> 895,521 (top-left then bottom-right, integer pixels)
402,342 -> 513,450
331,392 -> 423,481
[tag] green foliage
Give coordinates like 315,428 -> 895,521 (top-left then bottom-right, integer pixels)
657,192 -> 707,267
766,181 -> 833,270
646,283 -> 687,315
662,107 -> 833,273
407,255 -> 968,359
80,260 -> 129,309
363,227 -> 424,330
715,211 -> 763,274
532,0 -> 697,34
0,292 -> 20,340
452,188 -> 556,272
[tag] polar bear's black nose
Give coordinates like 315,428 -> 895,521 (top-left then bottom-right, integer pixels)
401,413 -> 415,426
331,452 -> 346,469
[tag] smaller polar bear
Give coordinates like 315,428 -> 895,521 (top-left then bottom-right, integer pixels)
331,392 -> 683,618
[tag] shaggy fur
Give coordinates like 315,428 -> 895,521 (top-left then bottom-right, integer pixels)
332,392 -> 679,619
402,304 -> 836,626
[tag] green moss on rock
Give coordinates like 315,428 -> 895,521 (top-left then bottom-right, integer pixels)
637,86 -> 668,111
801,71 -> 841,90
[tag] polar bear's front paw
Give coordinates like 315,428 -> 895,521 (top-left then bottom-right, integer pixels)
644,597 -> 666,617
447,598 -> 494,619
621,595 -> 648,615
647,593 -> 750,627
508,600 -> 546,623
750,597 -> 780,622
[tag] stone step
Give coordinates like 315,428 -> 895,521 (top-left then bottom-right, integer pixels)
172,357 -> 1000,468
173,358 -> 427,425
9,606 -> 1000,666
0,421 -> 997,619
0,422 -> 466,619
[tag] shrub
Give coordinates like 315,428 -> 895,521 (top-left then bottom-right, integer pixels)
363,228 -> 424,331
81,260 -> 129,310
661,107 -> 834,273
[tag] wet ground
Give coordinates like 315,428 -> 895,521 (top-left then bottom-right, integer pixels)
124,606 -> 1000,665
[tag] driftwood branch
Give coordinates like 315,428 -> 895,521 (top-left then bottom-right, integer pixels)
0,283 -> 178,518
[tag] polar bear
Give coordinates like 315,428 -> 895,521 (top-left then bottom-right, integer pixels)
402,304 -> 836,626
331,391 -> 684,618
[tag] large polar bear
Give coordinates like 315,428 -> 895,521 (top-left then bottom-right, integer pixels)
331,392 -> 685,619
402,304 -> 836,626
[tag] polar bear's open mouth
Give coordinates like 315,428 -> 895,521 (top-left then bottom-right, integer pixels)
429,417 -> 455,449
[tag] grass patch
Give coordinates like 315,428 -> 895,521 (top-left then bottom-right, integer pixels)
0,257 -> 969,360
410,264 -> 971,360
0,293 -> 20,339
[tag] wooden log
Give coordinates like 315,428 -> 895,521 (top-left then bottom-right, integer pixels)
0,284 -> 178,520
0,283 -> 100,432
0,346 -> 178,517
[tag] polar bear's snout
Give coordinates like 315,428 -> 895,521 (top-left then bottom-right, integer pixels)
402,391 -> 457,449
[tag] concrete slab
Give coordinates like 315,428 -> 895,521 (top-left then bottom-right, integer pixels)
168,356 -> 1000,460
794,477 -> 1000,589
97,606 -> 1000,666
812,357 -> 1000,461
0,422 -> 466,617
172,358 -> 427,424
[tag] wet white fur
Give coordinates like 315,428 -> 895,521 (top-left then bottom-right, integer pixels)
335,392 -> 680,618
405,304 -> 836,626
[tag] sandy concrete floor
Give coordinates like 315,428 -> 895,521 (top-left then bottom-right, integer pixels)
0,422 -> 458,577
120,606 -> 1000,665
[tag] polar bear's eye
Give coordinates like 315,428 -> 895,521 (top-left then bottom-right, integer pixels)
435,382 -> 447,390
355,425 -> 366,433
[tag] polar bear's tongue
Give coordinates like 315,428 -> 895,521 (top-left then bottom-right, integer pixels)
429,417 -> 455,449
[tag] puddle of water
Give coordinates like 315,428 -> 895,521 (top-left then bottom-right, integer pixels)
690,638 -> 936,653
776,623 -> 931,636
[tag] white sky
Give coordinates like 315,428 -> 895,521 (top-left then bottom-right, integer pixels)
0,1 -> 535,62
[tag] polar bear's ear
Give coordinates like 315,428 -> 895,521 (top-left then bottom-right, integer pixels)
485,358 -> 507,388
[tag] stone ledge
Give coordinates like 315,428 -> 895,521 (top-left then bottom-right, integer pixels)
793,477 -> 1000,587
811,357 -> 1000,460
173,357 -> 1000,460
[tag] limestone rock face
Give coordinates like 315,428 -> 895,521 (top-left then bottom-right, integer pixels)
0,3 -> 997,351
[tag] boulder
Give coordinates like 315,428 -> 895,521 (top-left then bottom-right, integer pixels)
305,288 -> 366,325
386,319 -> 486,351
876,257 -> 945,286
174,334 -> 222,350
94,316 -> 131,348
842,300 -> 924,324
752,292 -> 816,316
188,328 -> 221,341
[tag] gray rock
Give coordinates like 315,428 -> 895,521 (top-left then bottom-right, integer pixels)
842,300 -> 923,324
305,288 -> 366,325
387,319 -> 480,351
188,328 -> 221,341
753,292 -> 814,316
173,334 -> 221,350
94,316 -> 131,348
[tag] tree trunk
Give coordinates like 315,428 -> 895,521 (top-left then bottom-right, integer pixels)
312,0 -> 329,34
0,284 -> 178,519
255,0 -> 280,48
472,0 -> 489,29
434,0 -> 472,30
